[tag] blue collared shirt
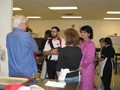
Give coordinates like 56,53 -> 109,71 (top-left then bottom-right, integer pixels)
6,28 -> 38,78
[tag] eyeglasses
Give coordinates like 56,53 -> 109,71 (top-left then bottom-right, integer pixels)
51,31 -> 57,33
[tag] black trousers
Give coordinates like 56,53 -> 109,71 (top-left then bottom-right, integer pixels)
46,60 -> 57,79
101,59 -> 112,90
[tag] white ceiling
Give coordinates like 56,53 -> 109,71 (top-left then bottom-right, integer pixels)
13,0 -> 120,20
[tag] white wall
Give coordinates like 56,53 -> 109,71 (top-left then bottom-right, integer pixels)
0,0 -> 12,76
28,20 -> 120,48
0,1 -> 119,76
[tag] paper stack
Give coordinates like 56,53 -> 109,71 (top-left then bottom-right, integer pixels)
45,81 -> 66,88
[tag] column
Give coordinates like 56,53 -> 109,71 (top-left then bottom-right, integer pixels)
0,0 -> 13,76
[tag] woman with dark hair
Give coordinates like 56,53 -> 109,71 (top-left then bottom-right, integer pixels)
44,30 -> 52,39
104,37 -> 113,46
98,37 -> 115,90
56,28 -> 82,83
79,25 -> 95,90
99,38 -> 105,47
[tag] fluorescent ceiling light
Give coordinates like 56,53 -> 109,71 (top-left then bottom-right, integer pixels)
12,16 -> 41,19
27,16 -> 41,19
61,16 -> 82,18
48,7 -> 77,10
104,18 -> 120,20
107,11 -> 120,14
13,7 -> 22,10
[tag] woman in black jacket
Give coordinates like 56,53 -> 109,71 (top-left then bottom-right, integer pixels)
98,37 -> 115,90
56,28 -> 82,83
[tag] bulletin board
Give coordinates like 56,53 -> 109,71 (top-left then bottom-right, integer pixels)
109,36 -> 120,52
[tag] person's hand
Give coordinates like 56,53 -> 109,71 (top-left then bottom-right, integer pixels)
36,57 -> 44,64
79,66 -> 82,74
50,49 -> 59,55
53,49 -> 59,54
98,58 -> 104,62
79,66 -> 82,70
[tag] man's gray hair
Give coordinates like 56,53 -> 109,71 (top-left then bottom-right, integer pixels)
13,14 -> 28,28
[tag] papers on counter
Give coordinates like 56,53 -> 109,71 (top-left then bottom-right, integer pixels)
45,81 -> 66,88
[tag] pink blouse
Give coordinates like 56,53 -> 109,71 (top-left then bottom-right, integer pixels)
80,39 -> 95,90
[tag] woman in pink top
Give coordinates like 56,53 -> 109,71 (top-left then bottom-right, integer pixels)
80,25 -> 95,90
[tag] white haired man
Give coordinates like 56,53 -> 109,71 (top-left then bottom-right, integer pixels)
6,15 -> 38,78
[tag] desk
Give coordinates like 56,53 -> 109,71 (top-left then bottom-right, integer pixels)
115,52 -> 120,74
1,79 -> 81,90
0,77 -> 30,90
32,79 -> 80,90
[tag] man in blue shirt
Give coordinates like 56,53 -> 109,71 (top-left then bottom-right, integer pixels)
6,15 -> 38,78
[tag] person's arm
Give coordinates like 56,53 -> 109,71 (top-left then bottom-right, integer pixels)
22,32 -> 38,52
98,57 -> 105,61
43,48 -> 59,56
43,40 -> 51,56
98,46 -> 115,61
61,38 -> 66,48
43,40 -> 59,56
30,36 -> 38,52
43,49 -> 59,56
81,42 -> 95,68
56,71 -> 61,77
56,49 -> 65,77
105,46 -> 115,59
43,51 -> 52,56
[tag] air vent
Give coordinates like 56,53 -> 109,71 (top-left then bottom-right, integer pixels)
64,13 -> 73,16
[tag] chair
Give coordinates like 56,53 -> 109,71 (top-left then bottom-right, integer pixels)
117,59 -> 120,73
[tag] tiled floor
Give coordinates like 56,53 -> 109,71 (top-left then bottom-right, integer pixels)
94,68 -> 120,90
